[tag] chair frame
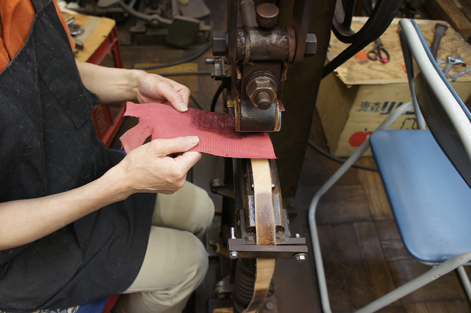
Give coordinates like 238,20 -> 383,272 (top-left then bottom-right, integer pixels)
308,19 -> 471,313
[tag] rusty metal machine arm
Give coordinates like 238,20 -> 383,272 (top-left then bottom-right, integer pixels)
208,1 -> 316,312
211,0 -> 316,133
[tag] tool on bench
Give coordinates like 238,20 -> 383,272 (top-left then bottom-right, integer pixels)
447,66 -> 471,82
66,15 -> 84,37
367,38 -> 390,63
430,23 -> 448,63
443,55 -> 466,76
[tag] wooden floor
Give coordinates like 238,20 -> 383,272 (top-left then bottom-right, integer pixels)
109,1 -> 471,311
303,114 -> 471,313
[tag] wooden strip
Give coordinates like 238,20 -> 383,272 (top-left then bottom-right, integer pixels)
251,159 -> 276,246
424,0 -> 471,41
243,159 -> 276,313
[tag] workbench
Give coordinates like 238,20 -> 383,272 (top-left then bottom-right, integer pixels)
64,13 -> 125,148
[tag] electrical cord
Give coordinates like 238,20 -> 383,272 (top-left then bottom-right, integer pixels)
159,71 -> 212,77
307,139 -> 378,171
210,84 -> 225,112
135,41 -> 213,70
189,94 -> 206,111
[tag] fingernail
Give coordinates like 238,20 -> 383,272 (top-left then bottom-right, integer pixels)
178,103 -> 187,111
187,136 -> 199,145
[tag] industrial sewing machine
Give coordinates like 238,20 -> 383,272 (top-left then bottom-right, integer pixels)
204,0 -> 400,312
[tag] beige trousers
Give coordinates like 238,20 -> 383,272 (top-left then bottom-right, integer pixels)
115,182 -> 214,313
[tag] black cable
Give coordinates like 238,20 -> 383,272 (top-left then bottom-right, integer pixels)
307,139 -> 378,171
135,41 -> 213,70
190,94 -> 206,111
159,71 -> 212,77
210,84 -> 225,112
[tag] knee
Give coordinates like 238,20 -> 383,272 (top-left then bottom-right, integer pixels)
196,187 -> 215,232
187,184 -> 214,236
177,231 -> 209,291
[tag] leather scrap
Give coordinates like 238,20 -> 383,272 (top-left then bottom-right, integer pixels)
119,102 -> 276,159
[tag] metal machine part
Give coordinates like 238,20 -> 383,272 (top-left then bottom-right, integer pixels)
206,0 -> 400,312
90,0 -> 211,48
212,0 -> 317,132
206,1 -> 399,312
245,72 -> 277,110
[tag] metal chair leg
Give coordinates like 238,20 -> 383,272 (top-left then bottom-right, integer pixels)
355,252 -> 471,313
308,102 -> 413,312
457,265 -> 471,304
307,101 -> 414,312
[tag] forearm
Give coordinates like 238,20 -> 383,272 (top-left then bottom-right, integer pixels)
76,60 -> 145,104
0,165 -> 130,251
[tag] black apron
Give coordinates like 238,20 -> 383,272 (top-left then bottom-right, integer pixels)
0,0 -> 155,311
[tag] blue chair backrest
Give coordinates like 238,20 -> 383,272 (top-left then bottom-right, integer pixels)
399,19 -> 471,188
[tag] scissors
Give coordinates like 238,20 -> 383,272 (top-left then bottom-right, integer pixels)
367,38 -> 390,63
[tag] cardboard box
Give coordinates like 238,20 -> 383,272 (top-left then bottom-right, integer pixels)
317,18 -> 471,156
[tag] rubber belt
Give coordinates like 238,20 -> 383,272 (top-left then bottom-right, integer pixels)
243,159 -> 276,313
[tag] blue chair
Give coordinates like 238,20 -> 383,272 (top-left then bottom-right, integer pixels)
308,19 -> 471,312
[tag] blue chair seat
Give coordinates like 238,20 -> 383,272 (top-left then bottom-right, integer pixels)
370,129 -> 471,263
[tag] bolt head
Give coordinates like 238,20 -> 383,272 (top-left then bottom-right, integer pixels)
246,75 -> 277,109
294,253 -> 307,262
256,3 -> 279,28
229,251 -> 239,259
212,32 -> 227,57
265,301 -> 274,310
304,33 -> 317,57
255,92 -> 272,110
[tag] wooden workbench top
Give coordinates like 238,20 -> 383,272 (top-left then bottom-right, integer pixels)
62,13 -> 115,62
327,18 -> 471,85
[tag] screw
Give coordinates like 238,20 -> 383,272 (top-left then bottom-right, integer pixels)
231,227 -> 236,239
304,33 -> 317,57
265,301 -> 274,311
205,59 -> 215,64
255,92 -> 272,110
229,251 -> 239,259
295,233 -> 300,238
294,253 -> 307,262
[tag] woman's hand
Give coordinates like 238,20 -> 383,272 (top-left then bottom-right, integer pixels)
134,72 -> 191,112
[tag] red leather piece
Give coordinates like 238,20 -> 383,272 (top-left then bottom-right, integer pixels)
120,102 -> 276,159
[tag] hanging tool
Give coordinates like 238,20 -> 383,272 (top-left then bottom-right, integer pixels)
443,55 -> 465,76
447,66 -> 471,82
367,38 -> 390,63
430,23 -> 448,62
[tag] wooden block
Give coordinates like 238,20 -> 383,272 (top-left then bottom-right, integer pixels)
357,157 -> 394,220
457,0 -> 471,23
424,0 -> 471,40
